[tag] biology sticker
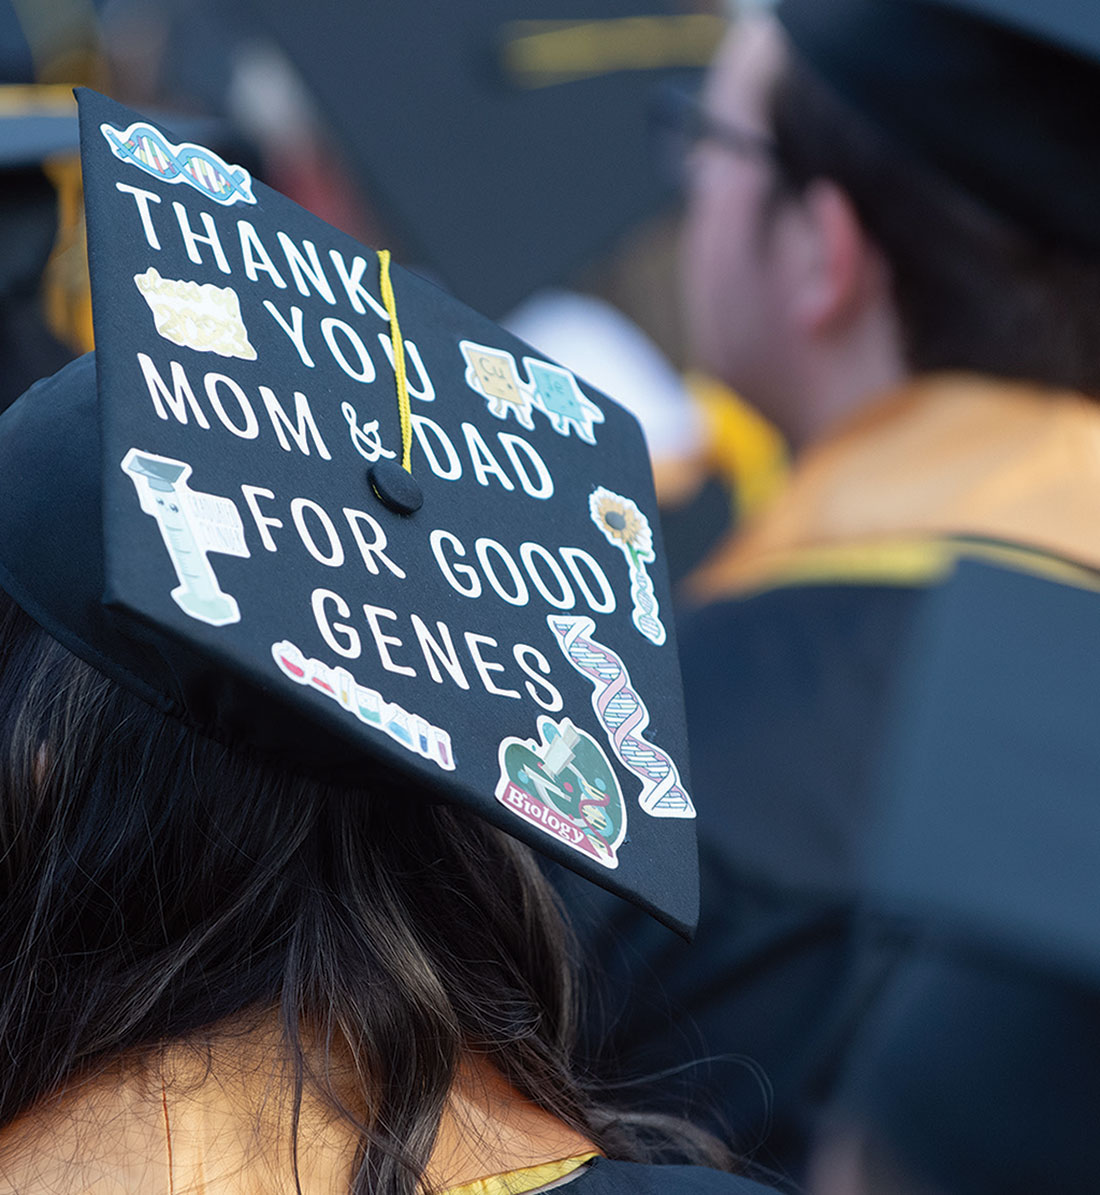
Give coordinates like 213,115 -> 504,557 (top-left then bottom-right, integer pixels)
495,715 -> 627,868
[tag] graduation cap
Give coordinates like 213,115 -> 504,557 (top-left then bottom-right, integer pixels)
863,558 -> 1100,984
0,89 -> 700,935
245,0 -> 725,316
827,559 -> 1100,1193
777,0 -> 1100,255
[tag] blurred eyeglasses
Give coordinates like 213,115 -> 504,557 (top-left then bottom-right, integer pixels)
650,81 -> 779,184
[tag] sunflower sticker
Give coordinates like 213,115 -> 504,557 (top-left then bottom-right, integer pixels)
589,487 -> 666,646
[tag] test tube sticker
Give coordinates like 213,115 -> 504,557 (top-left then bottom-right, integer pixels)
121,448 -> 250,627
272,640 -> 455,771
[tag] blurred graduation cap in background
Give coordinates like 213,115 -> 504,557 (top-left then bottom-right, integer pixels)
777,0 -> 1100,255
240,0 -> 725,317
823,559 -> 1100,1193
0,89 -> 701,935
865,558 -> 1100,981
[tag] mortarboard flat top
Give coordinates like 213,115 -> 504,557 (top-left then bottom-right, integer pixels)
0,89 -> 700,935
247,0 -> 724,317
863,560 -> 1100,985
777,0 -> 1100,256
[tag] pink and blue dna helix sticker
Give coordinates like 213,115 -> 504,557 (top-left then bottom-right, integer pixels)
101,121 -> 256,207
549,615 -> 695,819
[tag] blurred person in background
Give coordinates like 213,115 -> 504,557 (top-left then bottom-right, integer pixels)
560,0 -> 1100,1181
0,0 -> 101,410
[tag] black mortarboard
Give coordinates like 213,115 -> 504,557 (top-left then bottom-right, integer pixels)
0,89 -> 700,935
246,0 -> 724,317
824,560 -> 1100,1193
864,558 -> 1100,982
777,0 -> 1100,255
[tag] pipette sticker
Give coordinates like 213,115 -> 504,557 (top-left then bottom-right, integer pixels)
272,640 -> 455,771
548,614 -> 695,819
121,448 -> 250,626
495,715 -> 626,868
589,487 -> 666,646
134,269 -> 257,360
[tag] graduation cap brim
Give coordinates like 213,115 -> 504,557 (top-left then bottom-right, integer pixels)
863,559 -> 1100,984
0,88 -> 700,936
245,0 -> 723,316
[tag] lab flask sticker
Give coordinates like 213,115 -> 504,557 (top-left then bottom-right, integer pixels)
121,449 -> 250,626
549,614 -> 695,818
134,269 -> 257,360
100,120 -> 257,205
589,487 -> 666,646
496,715 -> 627,868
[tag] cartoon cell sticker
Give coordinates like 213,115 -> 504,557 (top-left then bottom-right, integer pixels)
134,269 -> 257,360
460,340 -> 536,429
589,486 -> 666,646
495,716 -> 627,868
524,357 -> 605,444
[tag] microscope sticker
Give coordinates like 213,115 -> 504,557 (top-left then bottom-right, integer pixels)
548,614 -> 695,819
100,120 -> 257,206
524,358 -> 605,444
121,449 -> 250,627
272,641 -> 455,771
496,715 -> 627,869
460,340 -> 537,429
589,487 -> 666,646
135,269 -> 257,360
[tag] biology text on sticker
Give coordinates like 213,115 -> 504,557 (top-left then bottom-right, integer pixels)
495,715 -> 627,868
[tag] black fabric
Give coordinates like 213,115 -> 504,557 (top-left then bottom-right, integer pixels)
833,945 -> 1100,1195
570,1156 -> 779,1193
865,560 -> 1100,984
0,0 -> 34,86
778,0 -> 1100,254
563,558 -> 1100,1182
680,582 -> 925,892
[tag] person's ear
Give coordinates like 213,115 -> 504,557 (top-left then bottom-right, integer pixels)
786,179 -> 886,337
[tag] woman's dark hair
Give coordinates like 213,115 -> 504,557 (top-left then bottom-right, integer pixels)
0,590 -> 726,1193
767,54 -> 1100,398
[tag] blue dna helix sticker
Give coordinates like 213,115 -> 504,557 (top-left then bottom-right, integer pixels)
101,121 -> 257,207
